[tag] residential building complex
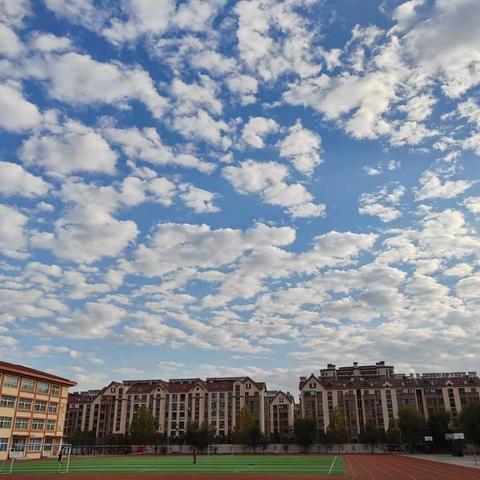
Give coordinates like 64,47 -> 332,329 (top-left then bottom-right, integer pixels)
65,361 -> 480,444
300,361 -> 480,442
0,361 -> 76,460
66,376 -> 295,442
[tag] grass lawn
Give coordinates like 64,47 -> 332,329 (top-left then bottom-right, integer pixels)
3,454 -> 344,476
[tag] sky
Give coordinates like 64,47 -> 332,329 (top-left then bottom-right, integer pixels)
0,0 -> 479,395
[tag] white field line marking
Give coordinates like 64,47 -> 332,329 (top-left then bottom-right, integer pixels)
329,456 -> 338,475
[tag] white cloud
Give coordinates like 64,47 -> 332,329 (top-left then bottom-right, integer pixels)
443,262 -> 473,278
173,0 -> 225,32
132,222 -> 295,277
40,52 -> 168,118
29,32 -> 72,52
402,0 -> 480,98
41,302 -> 127,339
0,23 -> 23,57
0,204 -> 28,258
171,76 -> 222,116
242,116 -> 278,149
278,121 -> 322,175
0,161 -> 50,197
172,109 -> 230,146
458,98 -> 480,127
112,367 -> 144,376
103,126 -> 214,173
0,335 -> 17,347
223,159 -> 325,218
20,120 -> 117,176
227,74 -> 258,104
234,0 -> 320,81
464,196 -> 480,215
415,171 -> 475,201
31,206 -> 138,264
0,83 -> 41,132
179,185 -> 219,213
43,0 -> 102,30
398,94 -> 436,121
103,0 -> 175,44
359,184 -> 405,222
0,0 -> 30,26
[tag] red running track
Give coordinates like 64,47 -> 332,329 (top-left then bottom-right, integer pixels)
6,455 -> 480,480
342,454 -> 480,479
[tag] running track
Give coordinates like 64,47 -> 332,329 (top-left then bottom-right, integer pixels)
6,455 -> 480,479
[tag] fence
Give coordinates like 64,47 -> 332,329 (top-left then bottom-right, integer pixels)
69,443 -> 400,457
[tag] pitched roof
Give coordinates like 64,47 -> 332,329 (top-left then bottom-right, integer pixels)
127,383 -> 157,394
0,361 -> 76,387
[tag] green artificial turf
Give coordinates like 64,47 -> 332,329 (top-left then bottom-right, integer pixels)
2,454 -> 344,476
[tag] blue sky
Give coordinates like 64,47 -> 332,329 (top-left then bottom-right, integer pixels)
0,0 -> 480,394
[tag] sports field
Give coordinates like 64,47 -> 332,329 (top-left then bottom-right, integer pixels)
3,454 -> 480,479
3,454 -> 343,476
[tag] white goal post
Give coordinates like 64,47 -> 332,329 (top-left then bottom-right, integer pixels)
207,445 -> 234,456
1,449 -> 24,475
57,443 -> 72,474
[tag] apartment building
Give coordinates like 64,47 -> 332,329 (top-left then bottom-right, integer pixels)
0,361 -> 76,460
300,361 -> 480,442
267,391 -> 295,441
66,376 -> 271,441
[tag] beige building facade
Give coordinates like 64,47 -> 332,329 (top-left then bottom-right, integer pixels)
66,376 -> 285,441
300,361 -> 480,442
0,361 -> 76,460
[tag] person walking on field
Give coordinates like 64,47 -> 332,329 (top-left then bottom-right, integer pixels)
193,447 -> 197,465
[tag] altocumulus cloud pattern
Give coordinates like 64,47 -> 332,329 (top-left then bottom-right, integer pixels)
0,0 -> 479,391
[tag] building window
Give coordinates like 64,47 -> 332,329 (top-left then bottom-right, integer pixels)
246,383 -> 252,389
18,398 -> 32,411
309,383 -> 316,389
279,397 -> 284,403
48,403 -> 58,414
28,438 -> 42,452
0,396 -> 15,408
21,378 -> 35,392
51,385 -> 61,397
37,382 -> 50,394
34,401 -> 47,412
0,439 -> 8,452
0,417 -> 12,428
43,439 -> 53,452
46,420 -> 56,431
32,419 -> 45,431
3,375 -> 18,388
15,418 -> 29,430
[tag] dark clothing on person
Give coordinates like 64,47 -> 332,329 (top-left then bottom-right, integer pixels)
193,449 -> 197,465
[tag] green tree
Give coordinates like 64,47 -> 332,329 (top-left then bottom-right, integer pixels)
233,406 -> 256,444
326,407 -> 347,444
460,401 -> 480,445
248,425 -> 267,452
360,422 -> 380,452
398,406 -> 424,450
428,411 -> 451,450
68,429 -> 96,446
129,405 -> 157,444
294,418 -> 317,453
386,418 -> 401,444
185,422 -> 216,452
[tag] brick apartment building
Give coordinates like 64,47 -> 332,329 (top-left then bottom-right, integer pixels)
66,376 -> 295,441
300,361 -> 480,442
66,361 -> 480,444
0,361 -> 76,460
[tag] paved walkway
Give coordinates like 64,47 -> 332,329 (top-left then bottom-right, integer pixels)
402,454 -> 480,470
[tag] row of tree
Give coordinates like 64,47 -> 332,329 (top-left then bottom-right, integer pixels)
295,403 -> 480,452
67,402 -> 480,451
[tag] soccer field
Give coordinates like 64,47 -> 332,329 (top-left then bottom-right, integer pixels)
4,454 -> 343,476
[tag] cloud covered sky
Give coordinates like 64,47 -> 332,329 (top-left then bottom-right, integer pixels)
0,0 -> 480,394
